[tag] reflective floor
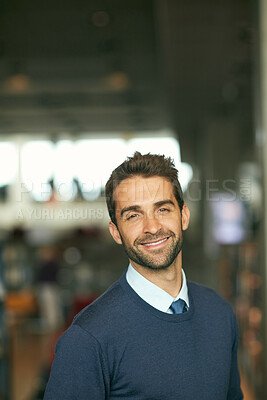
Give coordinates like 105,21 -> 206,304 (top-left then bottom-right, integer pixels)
11,329 -> 52,400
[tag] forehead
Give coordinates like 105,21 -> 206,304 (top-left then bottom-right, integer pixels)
114,176 -> 176,207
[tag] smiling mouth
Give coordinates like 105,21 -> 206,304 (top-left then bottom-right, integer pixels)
141,237 -> 169,247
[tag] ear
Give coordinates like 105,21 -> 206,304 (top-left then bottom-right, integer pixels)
181,205 -> 190,231
109,221 -> 122,245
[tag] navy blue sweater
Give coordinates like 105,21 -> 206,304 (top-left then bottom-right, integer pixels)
44,274 -> 243,399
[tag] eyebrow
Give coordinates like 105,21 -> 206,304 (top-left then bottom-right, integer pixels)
155,200 -> 175,208
120,200 -> 175,218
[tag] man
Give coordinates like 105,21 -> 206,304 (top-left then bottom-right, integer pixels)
44,152 -> 243,400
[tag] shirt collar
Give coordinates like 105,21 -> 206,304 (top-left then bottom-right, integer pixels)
126,263 -> 189,313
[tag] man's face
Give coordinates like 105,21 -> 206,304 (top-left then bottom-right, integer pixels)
109,176 -> 190,271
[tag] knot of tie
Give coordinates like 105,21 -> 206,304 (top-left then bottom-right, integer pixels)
170,298 -> 187,314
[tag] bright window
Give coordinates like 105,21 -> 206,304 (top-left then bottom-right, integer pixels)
75,138 -> 126,200
21,141 -> 54,201
178,162 -> 193,192
54,140 -> 77,201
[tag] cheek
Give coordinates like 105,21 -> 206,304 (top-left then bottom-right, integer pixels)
167,220 -> 182,235
163,215 -> 180,228
121,225 -> 141,244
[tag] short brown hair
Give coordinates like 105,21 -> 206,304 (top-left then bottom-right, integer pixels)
105,152 -> 184,225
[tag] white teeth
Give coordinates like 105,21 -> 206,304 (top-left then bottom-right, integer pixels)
143,238 -> 168,247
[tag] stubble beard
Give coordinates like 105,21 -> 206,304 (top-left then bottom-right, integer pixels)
120,230 -> 183,271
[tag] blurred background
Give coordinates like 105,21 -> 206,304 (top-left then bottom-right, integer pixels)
0,0 -> 266,399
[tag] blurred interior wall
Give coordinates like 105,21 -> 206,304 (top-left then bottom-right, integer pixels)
259,0 -> 267,394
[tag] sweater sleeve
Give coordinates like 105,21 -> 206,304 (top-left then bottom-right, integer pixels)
44,324 -> 109,400
227,315 -> 243,400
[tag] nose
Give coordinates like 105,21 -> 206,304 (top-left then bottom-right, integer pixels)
143,213 -> 162,235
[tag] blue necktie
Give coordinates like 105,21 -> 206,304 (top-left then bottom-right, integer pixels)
170,298 -> 187,314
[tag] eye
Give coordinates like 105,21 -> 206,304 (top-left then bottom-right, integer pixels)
158,208 -> 169,213
127,213 -> 139,220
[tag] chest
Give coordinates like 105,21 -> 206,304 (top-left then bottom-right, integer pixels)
108,321 -> 232,400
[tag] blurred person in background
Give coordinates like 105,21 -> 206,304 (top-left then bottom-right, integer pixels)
36,246 -> 63,332
44,152 -> 243,400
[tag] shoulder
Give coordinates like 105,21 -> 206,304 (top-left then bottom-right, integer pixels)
71,277 -> 129,338
188,280 -> 235,317
188,281 -> 238,340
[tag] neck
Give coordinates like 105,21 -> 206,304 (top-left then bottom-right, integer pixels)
130,252 -> 183,297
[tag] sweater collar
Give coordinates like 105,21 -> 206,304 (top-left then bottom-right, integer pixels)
126,263 -> 189,313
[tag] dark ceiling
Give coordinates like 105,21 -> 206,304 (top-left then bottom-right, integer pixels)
0,0 -> 255,164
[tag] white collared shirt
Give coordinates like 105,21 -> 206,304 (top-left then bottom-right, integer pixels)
126,264 -> 189,314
